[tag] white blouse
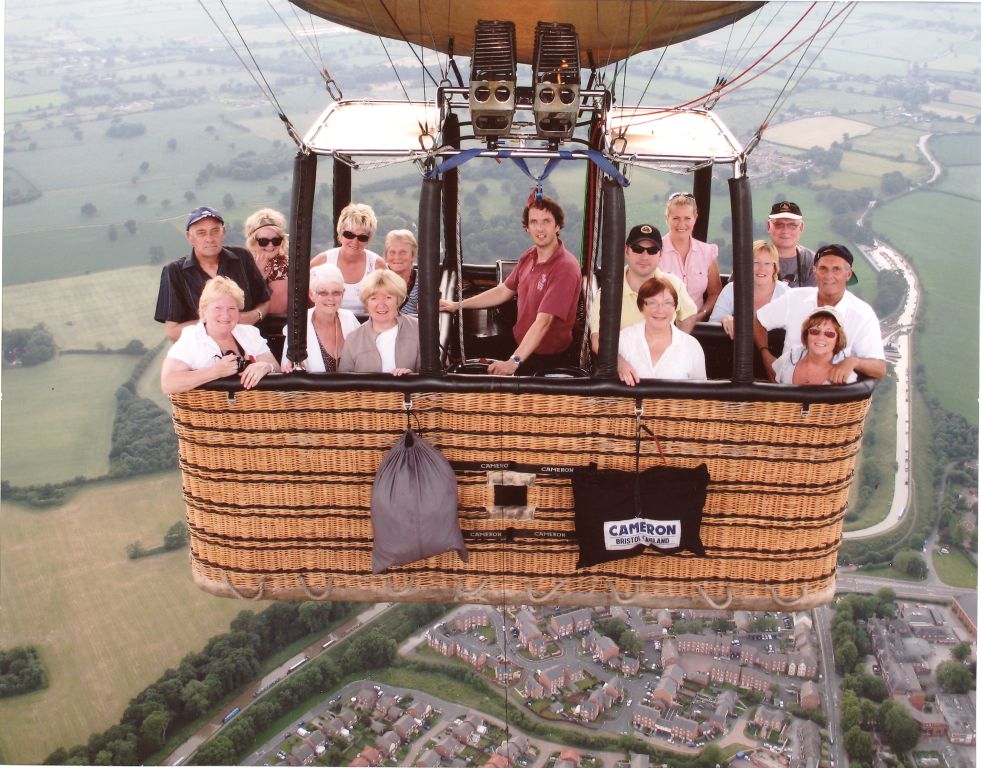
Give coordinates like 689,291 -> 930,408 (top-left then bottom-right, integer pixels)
618,321 -> 706,380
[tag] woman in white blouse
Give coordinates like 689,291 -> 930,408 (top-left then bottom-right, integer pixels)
617,275 -> 706,386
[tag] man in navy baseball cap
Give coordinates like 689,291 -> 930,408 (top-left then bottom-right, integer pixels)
154,205 -> 270,341
185,205 -> 224,230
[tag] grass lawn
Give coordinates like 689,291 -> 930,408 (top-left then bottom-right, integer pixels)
932,549 -> 978,589
0,354 -> 136,486
858,564 -> 924,582
845,380 -> 897,531
0,474 -> 258,764
375,666 -> 509,721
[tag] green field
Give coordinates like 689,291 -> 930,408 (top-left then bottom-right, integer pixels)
0,355 -> 136,485
845,382 -> 898,531
867,190 -> 980,424
0,474 -> 259,764
930,132 -> 981,166
2,266 -> 163,349
932,548 -> 979,589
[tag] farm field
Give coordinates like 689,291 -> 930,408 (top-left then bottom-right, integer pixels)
0,473 -> 258,764
0,354 -> 136,485
868,189 -> 980,425
764,116 -> 875,150
2,266 -> 162,349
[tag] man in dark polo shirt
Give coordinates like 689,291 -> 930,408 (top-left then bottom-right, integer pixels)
154,206 -> 270,341
438,195 -> 581,375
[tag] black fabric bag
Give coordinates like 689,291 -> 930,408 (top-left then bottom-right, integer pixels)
370,430 -> 468,573
572,464 -> 710,568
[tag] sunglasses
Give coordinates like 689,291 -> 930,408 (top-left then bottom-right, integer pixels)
629,244 -> 661,255
668,192 -> 695,201
808,327 -> 837,338
342,231 -> 370,242
255,236 -> 283,247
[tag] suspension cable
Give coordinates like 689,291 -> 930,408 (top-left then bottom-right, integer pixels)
376,0 -> 441,88
759,3 -> 856,130
668,2 -> 817,111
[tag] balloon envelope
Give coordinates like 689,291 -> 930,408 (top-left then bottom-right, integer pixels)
289,0 -> 764,67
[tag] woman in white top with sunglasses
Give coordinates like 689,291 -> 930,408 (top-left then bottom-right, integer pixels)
311,202 -> 386,314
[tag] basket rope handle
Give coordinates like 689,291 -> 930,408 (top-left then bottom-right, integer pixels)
696,585 -> 734,610
455,578 -> 490,601
223,573 -> 266,600
526,582 -> 562,604
385,576 -> 415,596
769,586 -> 810,607
298,574 -> 334,600
609,581 -> 642,605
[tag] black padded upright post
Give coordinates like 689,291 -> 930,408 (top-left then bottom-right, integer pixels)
332,159 -> 351,247
729,174 -> 754,384
693,165 -> 712,243
595,178 -> 626,380
286,151 -> 318,366
418,177 -> 442,375
441,113 -> 461,271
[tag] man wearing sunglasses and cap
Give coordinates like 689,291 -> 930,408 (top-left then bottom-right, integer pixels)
767,201 -> 816,288
588,223 -> 697,357
155,206 -> 270,342
755,243 -> 885,383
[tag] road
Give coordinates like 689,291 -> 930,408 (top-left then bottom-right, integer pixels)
845,238 -> 919,540
812,606 -> 845,768
161,602 -> 393,766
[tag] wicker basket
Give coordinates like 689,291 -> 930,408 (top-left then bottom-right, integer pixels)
171,380 -> 871,610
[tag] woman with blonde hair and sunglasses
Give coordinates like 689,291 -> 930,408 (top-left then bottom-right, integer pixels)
311,202 -> 386,314
710,240 -> 789,337
660,192 -> 722,322
773,306 -> 855,385
243,208 -> 290,315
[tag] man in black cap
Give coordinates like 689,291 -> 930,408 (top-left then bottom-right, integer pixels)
767,201 -> 816,288
588,223 -> 697,355
756,243 -> 885,382
154,206 -> 270,341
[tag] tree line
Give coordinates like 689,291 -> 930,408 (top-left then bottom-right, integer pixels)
2,324 -> 56,366
0,646 -> 47,698
43,601 -> 361,766
127,520 -> 189,559
830,591 -> 922,765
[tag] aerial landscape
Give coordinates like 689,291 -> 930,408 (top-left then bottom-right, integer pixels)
1,1 -> 978,767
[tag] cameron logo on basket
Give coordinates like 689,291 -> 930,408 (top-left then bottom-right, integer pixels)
604,517 -> 682,550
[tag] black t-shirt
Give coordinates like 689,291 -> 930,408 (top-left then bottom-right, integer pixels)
154,246 -> 270,324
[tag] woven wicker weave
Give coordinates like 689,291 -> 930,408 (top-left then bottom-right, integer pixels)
172,385 -> 870,609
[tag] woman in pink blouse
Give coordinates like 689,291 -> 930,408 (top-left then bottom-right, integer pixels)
660,192 -> 722,322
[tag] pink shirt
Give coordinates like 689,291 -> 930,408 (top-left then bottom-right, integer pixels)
660,236 -> 718,312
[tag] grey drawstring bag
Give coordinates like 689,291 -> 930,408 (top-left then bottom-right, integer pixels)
370,430 -> 468,573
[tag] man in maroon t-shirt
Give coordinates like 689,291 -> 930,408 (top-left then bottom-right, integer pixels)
439,196 -> 581,375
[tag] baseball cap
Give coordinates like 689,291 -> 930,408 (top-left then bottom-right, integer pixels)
626,224 -> 663,250
769,201 -> 803,220
806,304 -> 846,327
186,206 -> 225,230
814,243 -> 858,285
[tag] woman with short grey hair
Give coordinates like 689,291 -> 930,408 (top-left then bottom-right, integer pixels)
281,264 -> 361,373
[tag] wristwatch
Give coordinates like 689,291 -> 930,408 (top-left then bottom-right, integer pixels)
510,355 -> 521,365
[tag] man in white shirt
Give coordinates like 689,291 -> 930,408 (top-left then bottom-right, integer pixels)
756,243 -> 886,383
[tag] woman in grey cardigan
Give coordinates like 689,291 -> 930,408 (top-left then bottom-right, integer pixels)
339,269 -> 419,376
